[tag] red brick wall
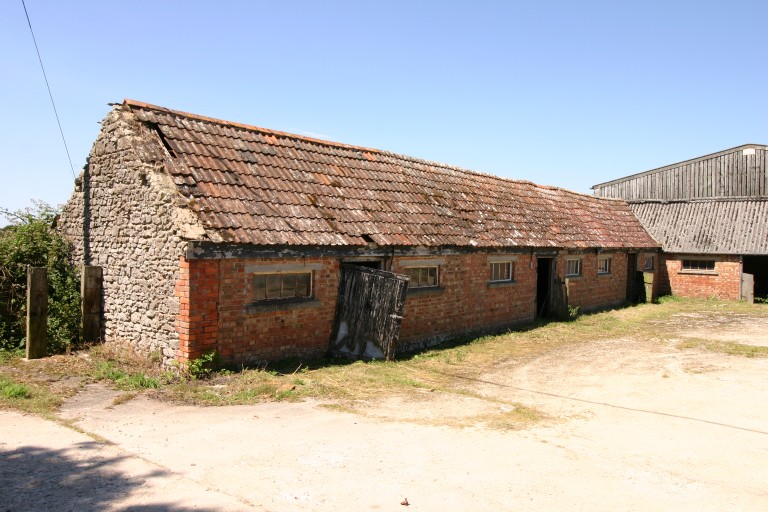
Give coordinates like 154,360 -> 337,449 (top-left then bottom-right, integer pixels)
176,256 -> 340,364
556,252 -> 629,311
661,254 -> 741,300
175,257 -> 219,361
396,253 -> 537,347
176,250 -> 638,364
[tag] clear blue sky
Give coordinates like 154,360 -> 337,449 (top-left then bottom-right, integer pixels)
2,0 -> 766,225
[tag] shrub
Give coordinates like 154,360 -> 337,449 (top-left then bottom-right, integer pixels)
0,201 -> 80,353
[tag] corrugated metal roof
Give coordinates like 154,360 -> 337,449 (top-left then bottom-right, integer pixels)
124,99 -> 658,250
630,199 -> 768,254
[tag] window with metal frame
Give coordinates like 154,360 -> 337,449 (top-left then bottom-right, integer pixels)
565,258 -> 582,277
404,266 -> 439,288
597,257 -> 612,274
682,259 -> 715,271
490,261 -> 514,282
253,272 -> 312,301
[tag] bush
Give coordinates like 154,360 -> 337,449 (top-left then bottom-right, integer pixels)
0,201 -> 80,353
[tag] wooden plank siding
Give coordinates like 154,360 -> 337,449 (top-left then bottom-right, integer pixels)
593,145 -> 768,200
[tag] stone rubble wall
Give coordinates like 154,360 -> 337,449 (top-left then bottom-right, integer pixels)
57,106 -> 191,362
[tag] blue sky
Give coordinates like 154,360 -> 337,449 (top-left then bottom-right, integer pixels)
2,0 -> 766,225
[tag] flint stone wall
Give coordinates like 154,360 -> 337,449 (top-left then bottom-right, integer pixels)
58,107 -> 194,362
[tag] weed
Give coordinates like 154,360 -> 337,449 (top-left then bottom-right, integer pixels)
187,351 -> 220,380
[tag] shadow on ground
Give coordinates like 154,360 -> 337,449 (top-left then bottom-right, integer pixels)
0,443 -> 218,512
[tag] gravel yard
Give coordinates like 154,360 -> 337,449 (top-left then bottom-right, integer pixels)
1,311 -> 767,511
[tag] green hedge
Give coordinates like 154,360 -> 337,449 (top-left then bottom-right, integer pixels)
0,201 -> 81,353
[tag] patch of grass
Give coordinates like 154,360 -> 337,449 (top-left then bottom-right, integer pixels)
479,403 -> 545,431
111,392 -> 138,406
0,349 -> 23,364
1,376 -> 30,399
678,338 -> 768,358
319,402 -> 360,415
93,361 -> 160,390
0,373 -> 61,414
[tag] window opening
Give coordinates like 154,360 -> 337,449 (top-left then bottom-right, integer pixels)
490,261 -> 513,282
643,256 -> 655,271
682,259 -> 715,271
253,272 -> 312,301
565,258 -> 582,277
404,266 -> 438,288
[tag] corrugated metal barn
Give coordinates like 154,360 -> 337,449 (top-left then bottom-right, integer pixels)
593,145 -> 768,301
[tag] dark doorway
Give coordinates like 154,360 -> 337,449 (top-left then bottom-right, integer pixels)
344,260 -> 382,270
743,256 -> 768,299
536,257 -> 552,318
626,253 -> 639,303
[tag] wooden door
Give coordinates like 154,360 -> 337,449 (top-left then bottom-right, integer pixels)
742,273 -> 754,303
330,265 -> 409,360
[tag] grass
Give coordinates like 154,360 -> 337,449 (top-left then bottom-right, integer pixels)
0,374 -> 61,414
677,338 -> 768,358
1,297 -> 766,429
1,376 -> 30,399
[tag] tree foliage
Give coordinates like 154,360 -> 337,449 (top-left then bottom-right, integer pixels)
0,201 -> 81,353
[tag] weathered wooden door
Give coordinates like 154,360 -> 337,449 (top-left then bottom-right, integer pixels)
330,265 -> 409,360
742,272 -> 754,303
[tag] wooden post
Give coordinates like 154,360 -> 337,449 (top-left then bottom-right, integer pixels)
26,266 -> 47,359
81,266 -> 103,343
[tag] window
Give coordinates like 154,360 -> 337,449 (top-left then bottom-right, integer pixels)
490,261 -> 514,282
643,256 -> 655,270
565,258 -> 582,277
682,259 -> 715,272
597,257 -> 611,275
405,266 -> 438,288
253,272 -> 311,301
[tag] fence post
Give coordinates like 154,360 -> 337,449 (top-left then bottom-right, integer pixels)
81,266 -> 103,343
26,266 -> 47,359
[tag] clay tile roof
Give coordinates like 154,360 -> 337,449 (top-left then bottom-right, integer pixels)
124,99 -> 658,249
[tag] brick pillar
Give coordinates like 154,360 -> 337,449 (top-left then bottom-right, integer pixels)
175,257 -> 219,362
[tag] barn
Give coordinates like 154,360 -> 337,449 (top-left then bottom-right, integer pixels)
59,100 -> 658,365
592,144 -> 768,301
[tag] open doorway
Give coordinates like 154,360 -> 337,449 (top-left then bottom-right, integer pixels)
626,252 -> 639,303
743,256 -> 768,300
536,257 -> 552,319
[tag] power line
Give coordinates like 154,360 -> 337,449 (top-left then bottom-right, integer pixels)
21,0 -> 77,180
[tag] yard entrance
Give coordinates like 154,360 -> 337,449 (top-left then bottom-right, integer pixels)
330,265 -> 409,360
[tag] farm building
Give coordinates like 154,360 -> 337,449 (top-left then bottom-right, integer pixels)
59,100 -> 658,365
592,144 -> 768,301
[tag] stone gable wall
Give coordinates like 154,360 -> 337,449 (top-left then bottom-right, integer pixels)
58,107 -> 189,361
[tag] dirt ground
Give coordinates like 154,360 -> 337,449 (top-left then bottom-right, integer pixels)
2,315 -> 767,511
